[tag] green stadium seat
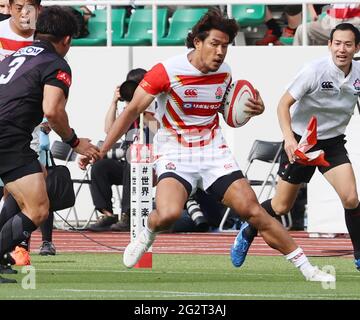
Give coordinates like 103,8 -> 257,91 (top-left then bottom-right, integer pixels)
157,8 -> 208,46
232,5 -> 266,27
72,8 -> 126,46
279,36 -> 294,45
113,8 -> 168,46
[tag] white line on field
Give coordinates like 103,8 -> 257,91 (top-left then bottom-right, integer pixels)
55,289 -> 359,299
33,268 -> 360,279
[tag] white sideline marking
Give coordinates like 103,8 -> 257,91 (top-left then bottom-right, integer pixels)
55,289 -> 358,299
33,268 -> 360,278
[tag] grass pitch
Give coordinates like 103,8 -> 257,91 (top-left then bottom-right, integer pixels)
1,253 -> 359,300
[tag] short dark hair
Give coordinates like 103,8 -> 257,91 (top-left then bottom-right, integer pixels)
186,7 -> 239,49
9,0 -> 41,6
126,68 -> 147,83
35,6 -> 78,42
120,68 -> 147,102
330,23 -> 360,46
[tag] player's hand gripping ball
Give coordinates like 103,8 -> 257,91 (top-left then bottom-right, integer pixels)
222,80 -> 256,127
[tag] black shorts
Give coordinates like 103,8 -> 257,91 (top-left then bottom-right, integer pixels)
0,123 -> 38,176
0,159 -> 42,185
206,170 -> 245,202
278,133 -> 350,185
158,170 -> 245,202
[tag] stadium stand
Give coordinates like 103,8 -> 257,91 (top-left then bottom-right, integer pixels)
232,4 -> 266,27
157,7 -> 208,46
113,8 -> 168,46
72,8 -> 126,46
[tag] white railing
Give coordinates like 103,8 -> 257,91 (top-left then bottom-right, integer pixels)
42,0 -> 354,46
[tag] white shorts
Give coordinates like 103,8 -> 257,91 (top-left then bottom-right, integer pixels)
154,133 -> 241,195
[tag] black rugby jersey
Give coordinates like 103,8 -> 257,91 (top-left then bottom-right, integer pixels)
0,14 -> 10,21
0,40 -> 71,174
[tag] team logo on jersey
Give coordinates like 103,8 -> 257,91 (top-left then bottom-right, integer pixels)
183,103 -> 193,109
353,79 -> 360,91
224,163 -> 233,170
184,88 -> 198,97
215,87 -> 223,99
56,70 -> 71,87
13,46 -> 44,57
182,102 -> 221,110
320,81 -> 334,90
165,162 -> 176,170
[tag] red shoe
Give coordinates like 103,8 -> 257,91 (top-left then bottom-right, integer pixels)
255,30 -> 281,46
11,246 -> 31,266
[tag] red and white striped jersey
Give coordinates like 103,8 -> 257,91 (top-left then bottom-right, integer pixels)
0,18 -> 33,62
327,4 -> 360,19
140,52 -> 231,148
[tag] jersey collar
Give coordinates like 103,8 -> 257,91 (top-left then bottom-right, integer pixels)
33,39 -> 57,54
328,55 -> 353,81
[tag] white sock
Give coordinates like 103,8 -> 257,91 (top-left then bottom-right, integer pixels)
143,224 -> 156,242
285,247 -> 314,276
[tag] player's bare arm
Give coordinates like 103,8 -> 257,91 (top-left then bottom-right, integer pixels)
277,91 -> 298,163
104,85 -> 120,134
43,84 -> 72,138
99,86 -> 154,158
43,84 -> 100,160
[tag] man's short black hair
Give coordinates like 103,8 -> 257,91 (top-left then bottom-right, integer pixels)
35,6 -> 78,42
330,23 -> 360,46
126,68 -> 147,83
9,0 -> 41,6
186,7 -> 239,49
119,68 -> 147,102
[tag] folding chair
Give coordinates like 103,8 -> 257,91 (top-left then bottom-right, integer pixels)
50,140 -> 77,163
218,140 -> 291,231
243,140 -> 282,200
50,141 -> 97,229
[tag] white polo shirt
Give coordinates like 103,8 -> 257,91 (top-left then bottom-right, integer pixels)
287,56 -> 360,139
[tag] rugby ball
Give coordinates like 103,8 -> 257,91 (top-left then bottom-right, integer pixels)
222,80 -> 256,128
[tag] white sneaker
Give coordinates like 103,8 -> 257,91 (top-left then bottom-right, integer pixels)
123,231 -> 155,268
304,266 -> 336,282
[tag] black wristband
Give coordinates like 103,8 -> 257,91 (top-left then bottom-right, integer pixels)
71,138 -> 80,148
63,128 -> 78,147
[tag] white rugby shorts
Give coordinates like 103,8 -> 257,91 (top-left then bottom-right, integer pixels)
154,135 -> 240,194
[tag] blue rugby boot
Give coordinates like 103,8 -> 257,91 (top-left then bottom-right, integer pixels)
355,258 -> 360,271
231,221 -> 256,267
